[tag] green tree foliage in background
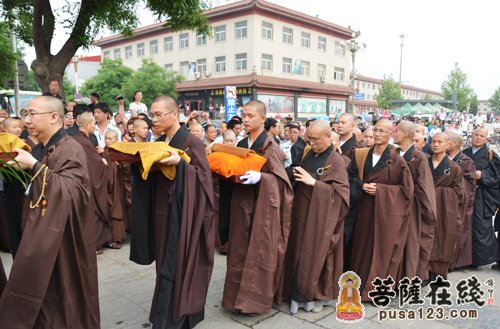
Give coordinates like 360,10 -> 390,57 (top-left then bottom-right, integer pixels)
489,86 -> 500,113
121,59 -> 184,108
441,62 -> 474,112
81,59 -> 134,107
26,70 -> 41,91
0,20 -> 18,85
375,75 -> 402,110
1,0 -> 211,98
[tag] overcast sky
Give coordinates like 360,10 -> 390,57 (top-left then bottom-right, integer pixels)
25,0 -> 499,99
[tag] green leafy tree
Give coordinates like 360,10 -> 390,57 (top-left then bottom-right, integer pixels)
0,21 -> 18,85
26,70 -> 41,91
63,74 -> 76,101
489,86 -> 500,113
375,75 -> 402,110
441,62 -> 474,112
469,93 -> 478,115
121,59 -> 184,108
1,0 -> 211,98
81,58 -> 134,107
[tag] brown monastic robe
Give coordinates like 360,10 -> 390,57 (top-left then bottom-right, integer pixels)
0,256 -> 6,295
397,146 -> 437,281
283,147 -> 350,302
222,131 -> 293,315
102,148 -> 128,243
129,125 -> 214,329
450,152 -> 476,269
428,156 -> 465,276
74,130 -> 111,248
0,129 -> 100,328
348,146 -> 414,300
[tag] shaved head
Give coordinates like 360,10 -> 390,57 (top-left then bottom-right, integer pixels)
375,119 -> 392,131
397,121 -> 416,139
446,132 -> 463,145
473,126 -> 488,137
245,100 -> 266,116
339,113 -> 355,123
433,132 -> 448,141
152,95 -> 179,113
308,119 -> 331,135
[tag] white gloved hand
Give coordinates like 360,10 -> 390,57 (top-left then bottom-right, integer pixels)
240,170 -> 262,185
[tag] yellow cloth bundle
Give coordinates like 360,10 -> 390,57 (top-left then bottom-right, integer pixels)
108,142 -> 190,180
0,132 -> 31,153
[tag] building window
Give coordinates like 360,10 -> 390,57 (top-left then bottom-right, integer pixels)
125,46 -> 132,59
196,34 -> 207,46
282,57 -> 292,73
301,32 -> 310,48
165,64 -> 173,72
235,53 -> 247,71
335,41 -> 345,56
283,27 -> 293,44
334,67 -> 345,81
179,61 -> 189,77
197,59 -> 207,74
103,50 -> 111,59
318,36 -> 326,52
262,21 -> 273,40
137,43 -> 145,57
179,33 -> 189,49
150,40 -> 158,55
215,25 -> 226,43
113,48 -> 121,59
164,36 -> 173,52
235,21 -> 247,39
318,64 -> 326,78
215,56 -> 226,73
301,60 -> 310,76
261,54 -> 273,71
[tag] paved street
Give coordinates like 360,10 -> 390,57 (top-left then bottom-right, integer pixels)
2,240 -> 500,329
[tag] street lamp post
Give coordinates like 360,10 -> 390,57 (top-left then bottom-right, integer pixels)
344,32 -> 366,114
72,55 -> 80,99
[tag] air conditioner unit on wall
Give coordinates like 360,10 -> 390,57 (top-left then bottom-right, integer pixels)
194,72 -> 201,79
320,75 -> 326,83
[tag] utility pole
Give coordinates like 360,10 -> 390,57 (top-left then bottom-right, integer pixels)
399,34 -> 405,84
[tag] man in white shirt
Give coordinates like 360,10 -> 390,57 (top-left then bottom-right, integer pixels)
93,102 -> 122,148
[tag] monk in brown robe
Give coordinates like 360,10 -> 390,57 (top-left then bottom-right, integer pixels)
102,129 -> 127,248
446,132 -> 476,269
222,100 -> 293,315
428,132 -> 465,279
338,113 -> 365,271
283,120 -> 349,314
0,96 -> 99,328
0,255 -> 6,295
393,121 -> 437,281
130,96 -> 214,329
348,119 -> 414,300
73,112 -> 111,254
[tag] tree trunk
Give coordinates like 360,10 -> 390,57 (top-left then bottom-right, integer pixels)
31,58 -> 66,101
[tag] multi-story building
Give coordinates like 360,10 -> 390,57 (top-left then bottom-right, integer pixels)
93,0 -> 355,119
353,74 -> 443,113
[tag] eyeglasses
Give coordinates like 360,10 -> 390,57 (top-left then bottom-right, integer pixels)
372,128 -> 391,134
20,110 -> 55,120
150,111 -> 174,120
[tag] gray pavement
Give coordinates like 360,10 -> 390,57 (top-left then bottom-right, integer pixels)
2,241 -> 500,328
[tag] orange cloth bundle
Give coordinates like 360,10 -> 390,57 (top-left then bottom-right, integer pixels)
0,132 -> 31,163
108,142 -> 190,180
207,144 -> 267,178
